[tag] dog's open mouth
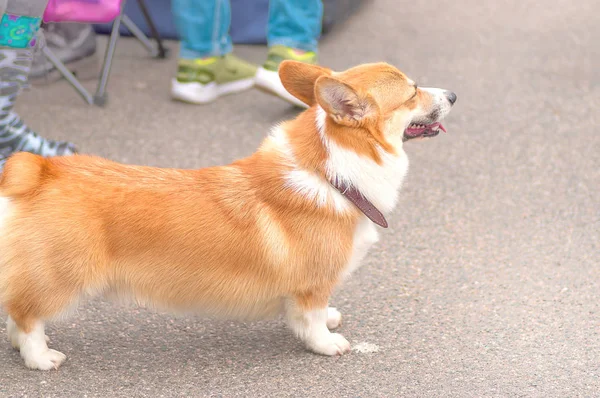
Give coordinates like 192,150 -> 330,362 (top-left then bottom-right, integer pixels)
403,122 -> 447,141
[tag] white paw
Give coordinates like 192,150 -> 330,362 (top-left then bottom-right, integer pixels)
326,307 -> 342,329
309,333 -> 351,356
23,349 -> 66,371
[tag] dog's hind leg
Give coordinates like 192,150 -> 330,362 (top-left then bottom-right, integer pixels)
3,269 -> 81,370
6,315 -> 66,370
6,315 -> 50,350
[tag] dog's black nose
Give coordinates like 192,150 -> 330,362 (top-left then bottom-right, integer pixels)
445,91 -> 457,105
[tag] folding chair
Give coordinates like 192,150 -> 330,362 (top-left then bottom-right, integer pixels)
42,0 -> 168,106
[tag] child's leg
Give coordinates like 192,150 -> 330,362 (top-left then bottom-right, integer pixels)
170,0 -> 256,104
171,0 -> 232,59
266,0 -> 323,53
255,0 -> 323,108
0,0 -> 77,171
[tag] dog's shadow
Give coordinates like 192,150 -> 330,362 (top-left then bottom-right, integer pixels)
1,300 -> 312,376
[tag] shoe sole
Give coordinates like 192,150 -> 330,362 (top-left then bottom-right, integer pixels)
171,78 -> 255,104
254,67 -> 309,109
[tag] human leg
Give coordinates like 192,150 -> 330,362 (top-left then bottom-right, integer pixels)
0,0 -> 77,172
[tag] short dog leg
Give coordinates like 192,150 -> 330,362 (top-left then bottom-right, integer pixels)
9,317 -> 66,370
286,295 -> 350,356
7,316 -> 50,349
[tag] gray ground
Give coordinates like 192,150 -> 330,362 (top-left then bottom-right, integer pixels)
1,0 -> 598,396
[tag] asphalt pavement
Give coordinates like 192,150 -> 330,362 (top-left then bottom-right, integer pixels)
1,0 -> 598,396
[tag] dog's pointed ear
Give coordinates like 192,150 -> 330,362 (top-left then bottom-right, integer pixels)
279,61 -> 332,107
315,76 -> 379,126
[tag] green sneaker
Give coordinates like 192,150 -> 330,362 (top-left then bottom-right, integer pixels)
171,53 -> 257,104
255,45 -> 318,108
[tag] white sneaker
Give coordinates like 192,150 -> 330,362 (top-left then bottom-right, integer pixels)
171,54 -> 257,104
172,78 -> 255,104
254,45 -> 318,108
255,66 -> 309,108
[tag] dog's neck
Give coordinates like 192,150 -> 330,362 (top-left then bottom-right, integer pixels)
314,107 -> 408,215
260,107 -> 408,223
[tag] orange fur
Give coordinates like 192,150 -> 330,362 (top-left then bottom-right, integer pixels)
0,152 -> 357,326
0,61 -> 454,367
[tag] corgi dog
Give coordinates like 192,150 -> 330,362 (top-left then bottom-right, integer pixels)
0,61 -> 456,370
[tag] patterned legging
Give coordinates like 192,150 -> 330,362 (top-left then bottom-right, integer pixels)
0,0 -> 76,165
0,0 -> 48,43
0,0 -> 48,118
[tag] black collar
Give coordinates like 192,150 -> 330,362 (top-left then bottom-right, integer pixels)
330,179 -> 388,228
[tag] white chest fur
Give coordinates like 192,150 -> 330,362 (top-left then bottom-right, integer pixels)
341,216 -> 380,280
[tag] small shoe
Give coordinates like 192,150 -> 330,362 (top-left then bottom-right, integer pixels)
171,53 -> 257,104
255,45 -> 318,108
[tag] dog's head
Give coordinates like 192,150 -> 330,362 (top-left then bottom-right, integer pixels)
279,61 -> 456,149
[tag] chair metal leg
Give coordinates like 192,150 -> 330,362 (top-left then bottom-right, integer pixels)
39,0 -> 168,106
136,0 -> 168,58
120,14 -> 158,58
42,47 -> 94,105
93,4 -> 125,106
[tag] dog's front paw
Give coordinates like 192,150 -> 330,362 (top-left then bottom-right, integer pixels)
23,349 -> 66,371
308,333 -> 351,356
326,307 -> 342,329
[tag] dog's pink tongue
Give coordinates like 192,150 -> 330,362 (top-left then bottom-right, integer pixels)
439,123 -> 447,133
